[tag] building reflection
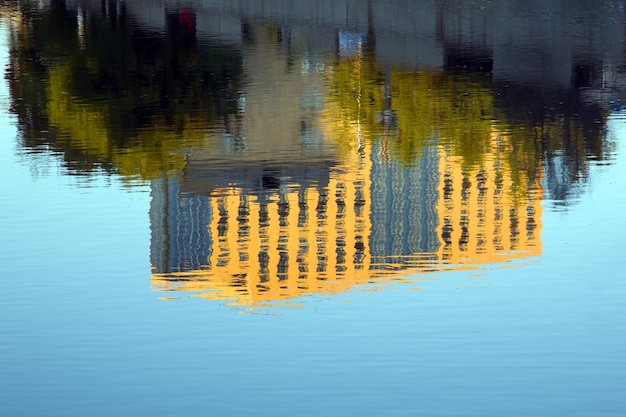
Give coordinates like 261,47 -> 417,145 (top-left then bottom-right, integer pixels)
151,117 -> 543,306
147,12 -> 547,304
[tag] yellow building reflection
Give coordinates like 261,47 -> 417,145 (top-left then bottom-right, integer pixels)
150,25 -> 543,306
433,133 -> 543,265
150,128 -> 376,305
151,127 -> 542,306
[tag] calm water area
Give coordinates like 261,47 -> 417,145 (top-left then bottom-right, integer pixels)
1,1 -> 626,416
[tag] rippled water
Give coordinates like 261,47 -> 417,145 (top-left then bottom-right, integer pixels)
1,1 -> 625,416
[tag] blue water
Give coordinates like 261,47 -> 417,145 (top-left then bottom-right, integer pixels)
1,2 -> 626,416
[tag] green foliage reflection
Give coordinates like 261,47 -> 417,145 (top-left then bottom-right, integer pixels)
324,54 -> 494,169
6,1 -> 243,179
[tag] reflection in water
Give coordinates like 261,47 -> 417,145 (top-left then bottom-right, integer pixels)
2,0 -> 622,305
150,133 -> 543,305
4,0 -> 243,179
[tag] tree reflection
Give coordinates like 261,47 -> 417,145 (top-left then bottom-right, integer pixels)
324,35 -> 612,207
5,0 -> 243,179
3,1 -> 614,201
495,82 -> 610,204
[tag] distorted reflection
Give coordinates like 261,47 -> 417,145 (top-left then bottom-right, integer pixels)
150,124 -> 544,305
5,0 -> 243,179
3,0 -> 622,306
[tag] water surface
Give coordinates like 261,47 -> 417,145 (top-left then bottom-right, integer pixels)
1,1 -> 625,416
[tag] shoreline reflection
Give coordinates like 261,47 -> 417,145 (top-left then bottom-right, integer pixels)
2,0 -> 622,306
